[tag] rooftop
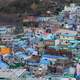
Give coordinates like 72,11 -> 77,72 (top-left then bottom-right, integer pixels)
55,29 -> 77,35
61,33 -> 77,37
0,69 -> 26,80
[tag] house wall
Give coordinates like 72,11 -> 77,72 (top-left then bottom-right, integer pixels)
60,35 -> 75,41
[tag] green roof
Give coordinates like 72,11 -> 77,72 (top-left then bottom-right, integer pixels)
64,74 -> 75,78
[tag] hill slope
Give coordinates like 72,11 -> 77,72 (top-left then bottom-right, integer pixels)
0,0 -> 79,15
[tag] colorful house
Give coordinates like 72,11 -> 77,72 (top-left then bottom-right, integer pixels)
0,45 -> 11,55
41,33 -> 56,41
58,29 -> 77,45
22,16 -> 38,27
14,51 -> 27,62
68,40 -> 80,49
60,33 -> 76,40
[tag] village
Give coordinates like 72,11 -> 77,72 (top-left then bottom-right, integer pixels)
0,3 -> 80,80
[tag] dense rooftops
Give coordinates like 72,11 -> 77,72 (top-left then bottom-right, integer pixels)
61,33 -> 77,37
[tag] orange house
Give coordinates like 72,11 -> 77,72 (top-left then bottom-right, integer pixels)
0,48 -> 11,55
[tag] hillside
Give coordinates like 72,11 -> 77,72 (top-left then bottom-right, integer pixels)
0,0 -> 79,15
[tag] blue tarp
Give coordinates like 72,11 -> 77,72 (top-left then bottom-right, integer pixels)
0,61 -> 8,69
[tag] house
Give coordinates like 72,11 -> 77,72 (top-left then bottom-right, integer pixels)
75,32 -> 80,40
0,26 -> 15,45
60,33 -> 76,40
41,33 -> 56,41
22,16 -> 38,27
76,24 -> 80,32
14,51 -> 27,62
0,69 -> 26,80
0,34 -> 14,44
0,27 -> 7,34
55,29 -> 77,34
0,45 -> 12,55
60,4 -> 80,31
68,40 -> 80,49
60,33 -> 77,45
55,29 -> 77,45
0,14 -> 19,34
61,78 -> 76,80
64,4 -> 77,13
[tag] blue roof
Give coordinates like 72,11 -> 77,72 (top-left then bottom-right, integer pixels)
67,19 -> 76,25
27,61 -> 39,66
40,59 -> 50,65
18,41 -> 25,44
69,40 -> 80,43
26,48 -> 35,53
0,61 -> 8,69
57,16 -> 64,22
42,55 -> 67,59
18,54 -> 27,59
68,41 -> 79,48
61,33 -> 76,37
15,51 -> 27,59
41,34 -> 56,40
20,45 -> 27,48
25,32 -> 33,36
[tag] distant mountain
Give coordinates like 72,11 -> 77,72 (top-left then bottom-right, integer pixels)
0,0 -> 79,15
